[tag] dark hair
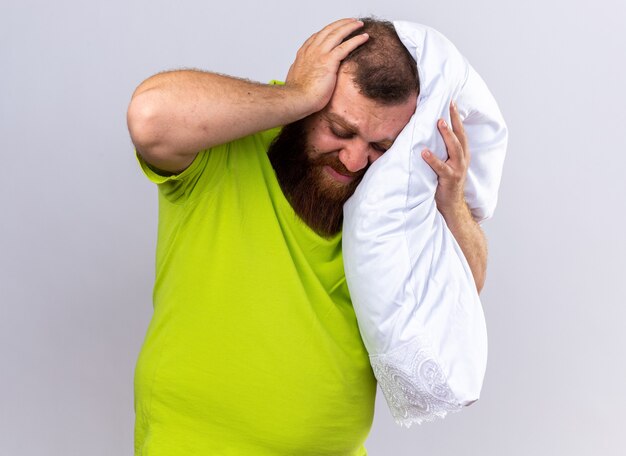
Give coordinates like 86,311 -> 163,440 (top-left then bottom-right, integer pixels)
342,17 -> 419,105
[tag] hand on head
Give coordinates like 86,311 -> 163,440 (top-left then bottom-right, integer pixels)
285,18 -> 369,115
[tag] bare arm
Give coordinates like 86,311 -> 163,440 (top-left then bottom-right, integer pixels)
422,102 -> 488,293
127,72 -> 309,173
438,200 -> 488,294
126,18 -> 369,174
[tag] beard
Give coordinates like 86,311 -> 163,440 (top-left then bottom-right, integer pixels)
267,119 -> 366,238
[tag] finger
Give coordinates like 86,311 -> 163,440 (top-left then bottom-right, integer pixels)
311,19 -> 365,51
421,149 -> 454,178
305,18 -> 359,47
320,17 -> 362,34
331,32 -> 369,60
449,101 -> 469,160
299,19 -> 357,51
437,117 -> 464,164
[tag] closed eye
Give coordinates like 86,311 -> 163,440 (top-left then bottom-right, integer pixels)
330,126 -> 354,139
371,143 -> 388,153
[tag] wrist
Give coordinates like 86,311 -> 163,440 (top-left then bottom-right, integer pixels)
281,84 -> 329,119
437,198 -> 472,228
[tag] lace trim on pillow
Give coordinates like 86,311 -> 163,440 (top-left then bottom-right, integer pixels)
370,337 -> 462,427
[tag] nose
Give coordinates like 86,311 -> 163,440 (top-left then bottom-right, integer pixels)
338,141 -> 381,173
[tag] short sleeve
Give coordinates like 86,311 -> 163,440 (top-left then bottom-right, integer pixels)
135,126 -> 281,205
135,146 -> 226,205
135,79 -> 284,206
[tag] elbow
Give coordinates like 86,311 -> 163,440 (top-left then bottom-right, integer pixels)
127,89 -> 162,156
126,85 -> 197,174
127,89 -> 153,147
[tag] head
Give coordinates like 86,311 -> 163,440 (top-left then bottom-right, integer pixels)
269,18 -> 419,237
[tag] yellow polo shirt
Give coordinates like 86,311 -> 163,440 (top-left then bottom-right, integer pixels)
134,127 -> 376,455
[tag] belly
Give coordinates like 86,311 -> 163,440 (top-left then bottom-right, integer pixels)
134,301 -> 376,455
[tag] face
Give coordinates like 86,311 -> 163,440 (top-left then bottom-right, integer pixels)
268,67 -> 416,237
304,67 -> 417,192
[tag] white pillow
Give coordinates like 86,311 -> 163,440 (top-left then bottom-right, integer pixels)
342,21 -> 508,427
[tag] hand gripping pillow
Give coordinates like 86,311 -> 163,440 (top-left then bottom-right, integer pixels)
342,21 -> 508,427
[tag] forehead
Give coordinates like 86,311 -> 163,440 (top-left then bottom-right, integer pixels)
324,69 -> 416,142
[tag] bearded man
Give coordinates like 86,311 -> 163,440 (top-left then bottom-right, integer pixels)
127,17 -> 486,456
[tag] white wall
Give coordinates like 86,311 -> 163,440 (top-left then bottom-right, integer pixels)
1,0 -> 625,454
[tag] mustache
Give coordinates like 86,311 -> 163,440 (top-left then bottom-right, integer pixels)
309,153 -> 366,179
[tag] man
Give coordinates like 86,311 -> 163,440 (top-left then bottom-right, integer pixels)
127,17 -> 486,456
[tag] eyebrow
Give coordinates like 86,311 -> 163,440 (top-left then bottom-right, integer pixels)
324,112 -> 395,150
325,112 -> 359,133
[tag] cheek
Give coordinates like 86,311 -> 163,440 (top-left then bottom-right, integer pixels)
307,128 -> 342,155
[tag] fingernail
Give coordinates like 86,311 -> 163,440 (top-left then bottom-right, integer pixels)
422,149 -> 431,158
451,101 -> 457,110
440,119 -> 447,128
